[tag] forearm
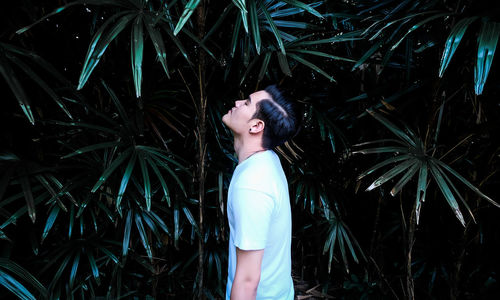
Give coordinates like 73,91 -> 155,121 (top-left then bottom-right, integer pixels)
230,279 -> 258,300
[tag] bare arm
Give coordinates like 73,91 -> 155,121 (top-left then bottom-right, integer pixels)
230,248 -> 264,300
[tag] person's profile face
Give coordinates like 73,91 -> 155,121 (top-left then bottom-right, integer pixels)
222,90 -> 269,135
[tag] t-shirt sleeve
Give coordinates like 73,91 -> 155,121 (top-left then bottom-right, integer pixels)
230,187 -> 275,250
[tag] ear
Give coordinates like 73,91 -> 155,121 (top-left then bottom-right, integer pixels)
249,119 -> 265,134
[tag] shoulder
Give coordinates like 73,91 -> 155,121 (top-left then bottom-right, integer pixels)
235,151 -> 283,189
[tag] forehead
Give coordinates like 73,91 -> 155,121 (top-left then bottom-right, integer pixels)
249,90 -> 271,104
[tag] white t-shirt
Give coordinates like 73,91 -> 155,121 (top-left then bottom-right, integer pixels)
226,150 -> 294,300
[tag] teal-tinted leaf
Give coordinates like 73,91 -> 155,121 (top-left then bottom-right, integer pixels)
181,28 -> 216,60
272,20 -> 321,30
173,0 -> 201,35
15,2 -> 81,34
475,19 -> 500,95
337,225 -> 349,272
352,146 -> 409,155
42,205 -> 60,243
182,207 -> 199,236
7,55 -> 72,120
131,15 -> 144,98
277,52 -> 292,76
433,158 -> 499,207
98,246 -> 119,264
0,192 -> 46,229
116,151 -> 137,209
429,161 -> 465,226
91,148 -> 133,193
141,212 -> 163,241
260,2 -> 285,54
0,56 -> 34,124
161,23 -> 192,64
289,49 -> 356,62
366,159 -> 416,191
145,156 -> 171,206
78,12 -> 135,90
258,52 -> 272,82
439,17 -> 478,77
101,80 -> 133,130
86,250 -> 100,284
339,225 -> 359,263
391,13 -> 450,51
138,153 -> 151,211
287,53 -> 336,82
62,141 -> 120,159
438,164 -> 476,223
281,0 -> 324,19
0,269 -> 36,300
248,0 -> 261,54
367,110 -> 417,147
134,213 -> 152,260
49,253 -> 71,290
357,154 -> 412,180
351,40 -> 383,71
415,161 -> 428,225
204,3 -> 234,41
68,205 -> 74,239
173,206 -> 179,247
69,251 -> 80,288
144,18 -> 170,78
230,13 -> 242,57
19,175 -> 35,223
122,210 -> 133,256
0,258 -> 47,298
390,159 -> 420,196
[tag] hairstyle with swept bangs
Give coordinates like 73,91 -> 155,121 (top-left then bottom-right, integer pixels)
252,85 -> 298,149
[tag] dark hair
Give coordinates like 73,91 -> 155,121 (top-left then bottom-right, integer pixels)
252,85 -> 297,149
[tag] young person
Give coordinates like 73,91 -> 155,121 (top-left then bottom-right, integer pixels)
222,85 -> 298,300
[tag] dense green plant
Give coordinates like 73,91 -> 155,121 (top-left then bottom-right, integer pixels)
2,0 -> 500,299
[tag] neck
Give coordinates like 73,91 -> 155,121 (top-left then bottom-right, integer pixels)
233,136 -> 266,164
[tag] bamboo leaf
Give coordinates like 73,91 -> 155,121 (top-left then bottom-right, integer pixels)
258,52 -> 272,82
62,141 -> 121,159
69,251 -> 80,288
0,258 -> 47,297
42,205 -> 60,243
138,152 -> 152,211
173,0 -> 201,35
415,160 -> 428,225
475,19 -> 500,95
134,212 -> 152,260
249,0 -> 261,54
91,148 -> 133,193
351,40 -> 383,71
277,52 -> 292,76
439,17 -> 478,77
78,12 -> 135,90
367,110 -> 417,147
281,0 -> 324,19
131,15 -> 144,98
116,151 -> 137,209
19,175 -> 36,223
287,52 -> 336,82
390,159 -> 421,196
352,146 -> 410,155
429,161 -> 465,226
86,250 -> 100,284
357,154 -> 412,180
144,17 -> 170,78
366,159 -> 416,191
0,270 -> 37,300
230,13 -> 242,57
391,12 -> 450,51
122,210 -> 133,256
260,2 -> 285,54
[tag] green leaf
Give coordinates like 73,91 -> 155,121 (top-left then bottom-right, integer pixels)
277,52 -> 292,76
62,141 -> 121,159
0,258 -> 47,298
230,12 -> 242,58
281,0 -> 324,19
116,151 -> 137,209
439,17 -> 478,77
287,53 -> 336,82
260,2 -> 285,54
42,205 -> 60,243
19,175 -> 36,223
138,152 -> 152,211
173,0 -> 201,35
131,15 -> 144,98
91,148 -> 132,193
78,12 -> 135,90
86,250 -> 100,284
351,40 -> 383,71
390,159 -> 421,196
69,251 -> 80,289
367,110 -> 417,147
289,49 -> 356,63
144,17 -> 170,78
258,52 -> 272,82
433,158 -> 499,207
248,0 -> 261,54
366,159 -> 416,191
357,154 -> 412,180
0,56 -> 34,124
475,19 -> 500,95
145,155 -> 171,206
122,210 -> 133,256
0,270 -> 37,300
391,12 -> 450,51
429,161 -> 465,226
134,212 -> 152,260
352,146 -> 410,155
415,161 -> 428,225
